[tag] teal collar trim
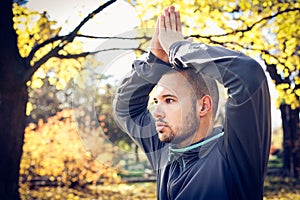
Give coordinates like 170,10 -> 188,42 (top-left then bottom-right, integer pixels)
168,132 -> 224,161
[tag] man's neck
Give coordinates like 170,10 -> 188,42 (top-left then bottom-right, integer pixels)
176,120 -> 214,148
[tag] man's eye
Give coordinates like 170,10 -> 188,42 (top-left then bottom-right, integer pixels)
153,99 -> 158,104
166,98 -> 175,103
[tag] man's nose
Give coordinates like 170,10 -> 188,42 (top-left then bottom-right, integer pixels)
152,104 -> 165,119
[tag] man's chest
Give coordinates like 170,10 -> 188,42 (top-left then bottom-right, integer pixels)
158,147 -> 231,199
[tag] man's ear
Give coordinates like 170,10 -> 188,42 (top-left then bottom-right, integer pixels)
198,95 -> 212,117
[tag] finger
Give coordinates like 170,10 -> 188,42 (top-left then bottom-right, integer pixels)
154,17 -> 160,35
164,9 -> 171,30
159,15 -> 165,31
187,37 -> 194,43
155,16 -> 160,29
175,11 -> 182,32
169,6 -> 176,31
151,17 -> 160,47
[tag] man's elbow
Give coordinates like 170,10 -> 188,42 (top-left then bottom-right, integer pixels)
238,55 -> 267,90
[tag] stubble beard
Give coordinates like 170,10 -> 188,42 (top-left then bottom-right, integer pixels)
160,102 -> 199,146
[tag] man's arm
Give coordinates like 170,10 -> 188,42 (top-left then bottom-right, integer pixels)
112,52 -> 171,170
113,7 -> 182,170
168,41 -> 271,199
158,6 -> 271,198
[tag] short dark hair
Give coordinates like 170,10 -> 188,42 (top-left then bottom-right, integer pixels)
166,67 -> 219,120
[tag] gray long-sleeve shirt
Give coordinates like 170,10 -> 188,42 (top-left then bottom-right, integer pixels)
113,41 -> 271,200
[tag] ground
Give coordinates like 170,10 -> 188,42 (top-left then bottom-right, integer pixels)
20,175 -> 300,200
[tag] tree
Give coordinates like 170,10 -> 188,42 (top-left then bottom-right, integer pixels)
27,79 -> 64,123
0,0 -> 117,199
20,109 -> 120,190
1,1 -> 298,199
133,0 -> 300,177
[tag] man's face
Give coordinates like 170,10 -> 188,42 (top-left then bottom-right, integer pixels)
151,72 -> 199,146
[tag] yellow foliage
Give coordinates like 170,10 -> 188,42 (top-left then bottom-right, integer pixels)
13,4 -> 58,58
13,3 -> 85,93
134,0 -> 300,109
26,102 -> 33,116
20,109 -> 121,188
13,4 -> 91,118
275,84 -> 300,110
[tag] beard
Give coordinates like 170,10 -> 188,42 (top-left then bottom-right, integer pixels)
159,101 -> 199,146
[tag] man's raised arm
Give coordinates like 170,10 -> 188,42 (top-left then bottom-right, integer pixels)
158,8 -> 271,198
113,6 -> 180,158
168,39 -> 271,200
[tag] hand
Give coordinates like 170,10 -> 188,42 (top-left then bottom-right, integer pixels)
150,15 -> 169,63
158,6 -> 185,53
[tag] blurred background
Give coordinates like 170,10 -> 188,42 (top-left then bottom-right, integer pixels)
1,0 -> 299,199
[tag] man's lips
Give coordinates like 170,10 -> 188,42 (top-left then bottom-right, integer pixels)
155,121 -> 168,133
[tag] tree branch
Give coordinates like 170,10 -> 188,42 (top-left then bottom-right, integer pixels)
76,34 -> 151,40
220,40 -> 286,66
266,64 -> 283,85
205,37 -> 287,79
24,0 -> 117,83
69,0 -> 117,40
189,7 -> 300,38
26,35 -> 64,67
54,47 -> 147,59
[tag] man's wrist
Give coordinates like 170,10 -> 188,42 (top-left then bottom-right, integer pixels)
150,49 -> 169,64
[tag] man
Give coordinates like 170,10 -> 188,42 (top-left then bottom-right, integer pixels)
113,6 -> 271,200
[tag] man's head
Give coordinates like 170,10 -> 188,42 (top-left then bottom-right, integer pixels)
151,67 -> 219,147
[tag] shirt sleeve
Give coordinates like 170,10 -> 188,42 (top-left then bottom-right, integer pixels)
112,52 -> 172,170
169,41 -> 271,199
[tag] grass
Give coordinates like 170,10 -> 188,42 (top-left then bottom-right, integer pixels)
264,175 -> 300,200
20,183 -> 156,200
20,175 -> 300,200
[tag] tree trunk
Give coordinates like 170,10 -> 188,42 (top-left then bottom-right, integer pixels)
290,107 -> 300,178
0,87 -> 27,200
135,144 -> 140,163
0,1 -> 28,198
281,104 -> 300,178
